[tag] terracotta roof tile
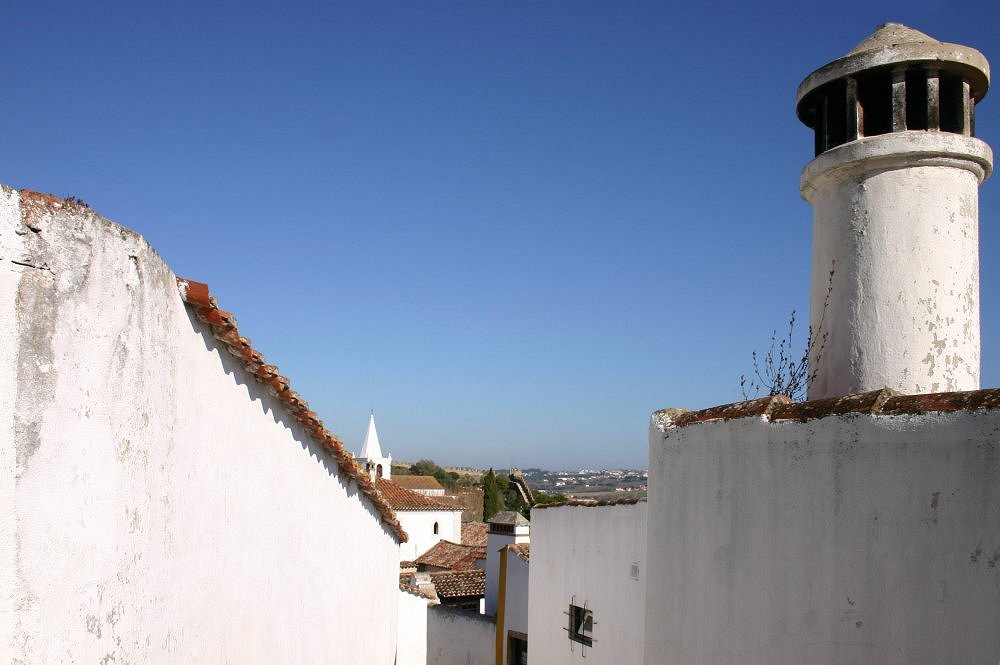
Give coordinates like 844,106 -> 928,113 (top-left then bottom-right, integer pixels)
461,521 -> 488,547
656,387 -> 1000,428
429,569 -> 486,599
507,543 -> 530,563
376,478 -> 464,512
175,277 -> 407,543
415,540 -> 485,570
392,475 -> 445,491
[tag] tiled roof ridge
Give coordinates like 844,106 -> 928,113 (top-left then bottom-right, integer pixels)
175,277 -> 407,543
655,387 -> 1000,428
506,543 -> 530,562
532,497 -> 646,510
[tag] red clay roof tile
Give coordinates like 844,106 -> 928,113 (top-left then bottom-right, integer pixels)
429,569 -> 486,598
461,521 -> 488,547
507,543 -> 530,562
376,479 -> 464,512
415,540 -> 485,570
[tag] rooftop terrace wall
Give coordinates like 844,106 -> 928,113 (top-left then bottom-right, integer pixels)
645,390 -> 1000,665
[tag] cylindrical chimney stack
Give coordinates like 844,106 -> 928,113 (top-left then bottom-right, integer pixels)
797,24 -> 992,399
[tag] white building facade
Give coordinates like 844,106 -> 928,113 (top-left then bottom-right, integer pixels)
529,501 -> 647,665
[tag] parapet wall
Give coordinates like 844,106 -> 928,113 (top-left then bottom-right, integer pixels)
0,187 -> 400,664
427,605 -> 495,665
645,389 -> 1000,665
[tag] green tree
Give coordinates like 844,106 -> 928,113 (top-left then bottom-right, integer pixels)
482,468 -> 502,520
409,458 -> 456,490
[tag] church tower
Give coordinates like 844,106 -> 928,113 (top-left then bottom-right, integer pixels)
797,24 -> 992,399
356,413 -> 391,480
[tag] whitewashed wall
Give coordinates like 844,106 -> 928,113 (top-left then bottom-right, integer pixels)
802,132 -> 992,399
397,588 -> 429,665
398,509 -> 462,560
426,605 -> 495,665
499,550 -> 529,665
528,502 -> 647,665
646,406 -> 1000,665
0,187 -> 401,664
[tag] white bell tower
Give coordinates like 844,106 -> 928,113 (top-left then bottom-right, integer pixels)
356,413 -> 391,480
797,24 -> 992,399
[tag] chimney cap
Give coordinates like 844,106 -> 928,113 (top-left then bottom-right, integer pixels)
796,24 -> 989,122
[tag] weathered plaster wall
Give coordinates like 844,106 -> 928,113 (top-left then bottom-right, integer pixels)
426,604 -> 495,665
645,406 -> 1000,665
528,502 -> 647,665
398,509 -> 462,561
397,588 -> 429,665
802,132 -> 992,399
0,185 -> 22,663
1,190 -> 400,664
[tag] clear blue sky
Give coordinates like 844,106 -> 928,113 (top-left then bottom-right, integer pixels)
3,1 -> 999,470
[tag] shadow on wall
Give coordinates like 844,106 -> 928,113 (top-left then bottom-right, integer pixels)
182,305 -> 391,535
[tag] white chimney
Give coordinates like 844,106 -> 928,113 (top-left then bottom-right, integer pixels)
797,24 -> 992,399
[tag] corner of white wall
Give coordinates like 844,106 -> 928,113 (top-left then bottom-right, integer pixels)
0,185 -> 23,661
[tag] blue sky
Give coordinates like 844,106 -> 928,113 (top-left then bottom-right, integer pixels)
3,1 -> 999,469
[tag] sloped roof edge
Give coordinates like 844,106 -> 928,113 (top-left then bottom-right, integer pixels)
175,277 -> 408,544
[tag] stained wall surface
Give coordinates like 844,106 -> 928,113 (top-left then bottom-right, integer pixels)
802,132 -> 992,398
645,404 -> 1000,665
426,604 -> 495,665
528,502 -> 647,665
0,187 -> 400,664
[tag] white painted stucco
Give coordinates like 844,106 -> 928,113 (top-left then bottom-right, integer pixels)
426,604 -> 495,665
529,502 -> 647,665
485,521 -> 529,616
498,548 -> 529,665
645,407 -> 1000,665
0,185 -> 22,662
1,189 -> 400,664
397,587 -> 429,665
398,508 -> 462,561
802,131 -> 993,399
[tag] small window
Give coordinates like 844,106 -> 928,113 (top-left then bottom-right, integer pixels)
433,522 -> 439,535
508,631 -> 528,665
568,604 -> 593,647
376,464 -> 383,478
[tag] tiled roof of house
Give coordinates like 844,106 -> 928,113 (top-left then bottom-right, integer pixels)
461,521 -> 488,546
508,543 -> 530,563
654,387 -> 1000,429
429,569 -> 486,599
175,278 -> 407,543
415,540 -> 485,570
376,478 -> 464,511
392,475 -> 445,491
